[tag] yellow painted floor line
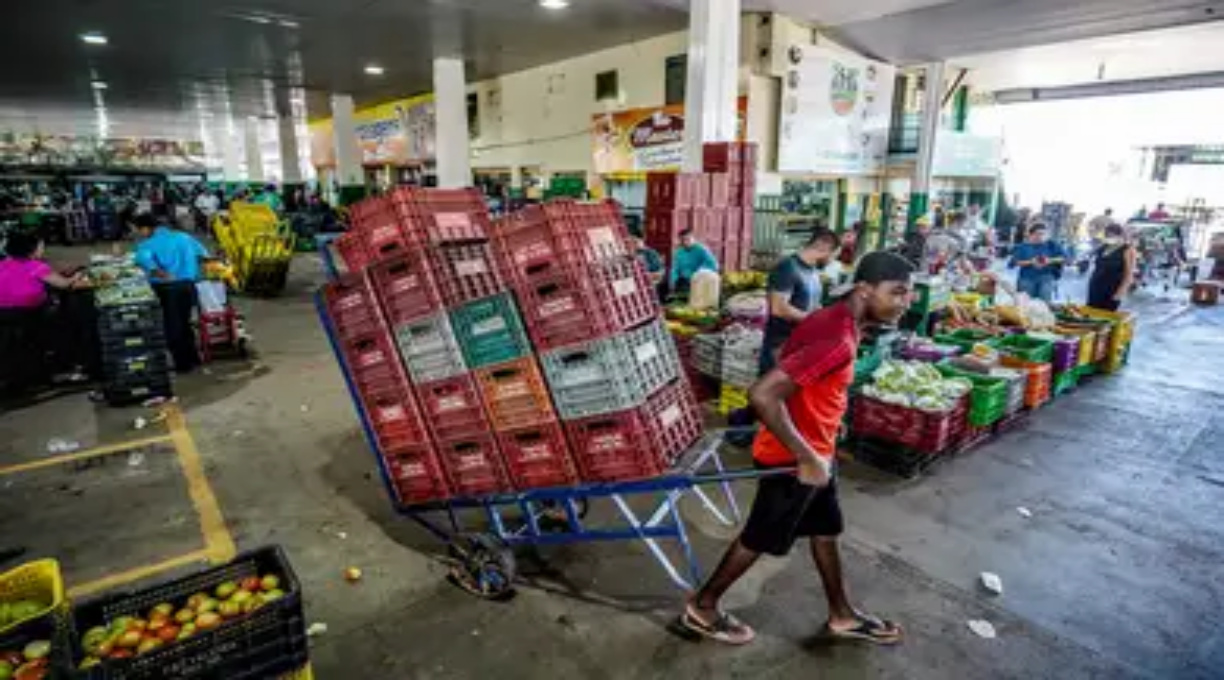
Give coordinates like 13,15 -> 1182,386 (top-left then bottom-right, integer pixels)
165,404 -> 237,563
0,433 -> 175,477
68,549 -> 211,598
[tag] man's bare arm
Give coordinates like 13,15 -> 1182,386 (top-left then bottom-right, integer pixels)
750,369 -> 829,486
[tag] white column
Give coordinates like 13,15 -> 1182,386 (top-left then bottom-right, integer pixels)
278,117 -> 303,185
244,117 -> 264,183
433,57 -> 471,188
910,61 -> 945,222
331,94 -> 365,190
222,120 -> 243,183
681,0 -> 741,172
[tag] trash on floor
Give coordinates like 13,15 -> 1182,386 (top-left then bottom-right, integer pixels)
967,619 -> 997,639
46,438 -> 81,454
344,567 -> 363,583
1017,507 -> 1033,518
307,622 -> 328,638
980,572 -> 1004,595
128,452 -> 145,467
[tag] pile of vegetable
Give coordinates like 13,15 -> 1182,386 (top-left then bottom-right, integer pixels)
89,256 -> 157,307
861,360 -> 973,412
0,639 -> 51,679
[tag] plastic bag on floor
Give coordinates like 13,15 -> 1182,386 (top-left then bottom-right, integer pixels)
196,280 -> 228,314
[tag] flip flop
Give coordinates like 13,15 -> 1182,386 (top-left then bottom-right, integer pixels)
681,604 -> 757,645
824,614 -> 903,645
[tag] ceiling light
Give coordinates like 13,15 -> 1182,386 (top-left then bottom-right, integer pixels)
539,0 -> 570,8
91,81 -> 108,90
364,65 -> 385,76
81,32 -> 108,45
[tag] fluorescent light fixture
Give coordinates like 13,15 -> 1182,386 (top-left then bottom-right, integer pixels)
91,81 -> 108,90
539,0 -> 570,8
364,65 -> 385,76
81,32 -> 108,45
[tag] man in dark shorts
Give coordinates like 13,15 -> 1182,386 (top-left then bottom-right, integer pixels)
759,227 -> 838,376
681,251 -> 914,646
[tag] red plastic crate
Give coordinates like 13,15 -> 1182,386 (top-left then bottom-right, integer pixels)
474,357 -> 555,429
352,195 -> 421,263
645,208 -> 691,253
334,231 -> 370,274
564,408 -> 661,482
515,257 -> 659,351
360,384 -> 430,451
340,330 -> 410,394
433,242 -> 505,307
691,208 -> 725,243
381,444 -> 451,505
391,187 -> 490,244
702,142 -> 747,172
647,172 -> 705,208
541,199 -> 632,265
323,276 -> 383,341
435,435 -> 511,496
415,374 -> 491,443
493,205 -> 562,285
640,379 -> 703,468
852,395 -> 969,455
497,421 -> 578,490
707,173 -> 730,208
366,250 -> 444,326
738,207 -> 755,242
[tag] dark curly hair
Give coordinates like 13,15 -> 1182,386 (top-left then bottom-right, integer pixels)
3,230 -> 41,259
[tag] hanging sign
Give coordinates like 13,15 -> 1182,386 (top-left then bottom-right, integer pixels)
591,97 -> 748,174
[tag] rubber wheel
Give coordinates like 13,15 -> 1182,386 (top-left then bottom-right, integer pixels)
447,533 -> 516,600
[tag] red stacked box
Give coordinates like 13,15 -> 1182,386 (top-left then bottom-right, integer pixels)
390,186 -> 490,244
433,437 -> 511,497
414,373 -> 512,495
366,252 -> 444,327
497,422 -> 579,489
383,445 -> 451,505
334,231 -> 370,274
691,208 -> 725,243
515,255 -> 658,351
349,194 -> 420,264
645,208 -> 691,260
541,200 -> 633,265
707,173 -> 730,208
432,242 -> 504,307
647,172 -> 705,209
564,379 -> 703,481
702,142 -> 758,209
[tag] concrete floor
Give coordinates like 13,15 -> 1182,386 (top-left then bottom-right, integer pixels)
2,249 -> 1220,679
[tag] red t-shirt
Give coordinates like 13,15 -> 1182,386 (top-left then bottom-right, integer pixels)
752,303 -> 858,466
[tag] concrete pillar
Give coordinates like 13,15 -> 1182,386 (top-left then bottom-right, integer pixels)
433,57 -> 471,188
908,62 -> 945,230
681,0 -> 741,172
277,117 -> 304,208
244,117 -> 264,183
222,121 -> 243,186
331,94 -> 366,205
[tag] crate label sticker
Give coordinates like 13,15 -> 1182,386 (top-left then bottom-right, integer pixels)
129,361 -> 147,371
586,226 -> 620,249
514,242 -> 554,264
337,292 -> 364,310
612,277 -> 638,297
590,433 -> 627,452
538,297 -> 575,318
472,317 -> 507,336
358,349 -> 386,367
566,367 -> 602,385
371,225 -> 399,245
518,444 -> 553,462
634,342 -> 659,364
124,337 -> 144,347
399,461 -> 427,478
496,382 -> 529,399
435,212 -> 472,231
390,275 -> 419,293
454,258 -> 488,277
437,395 -> 469,412
378,405 -> 407,422
457,453 -> 488,471
660,404 -> 683,428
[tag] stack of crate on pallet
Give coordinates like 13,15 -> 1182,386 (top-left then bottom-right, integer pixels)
97,301 -> 173,405
643,142 -> 758,276
494,201 -> 703,482
322,276 -> 444,506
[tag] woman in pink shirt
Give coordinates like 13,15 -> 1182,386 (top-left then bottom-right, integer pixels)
0,231 -> 86,308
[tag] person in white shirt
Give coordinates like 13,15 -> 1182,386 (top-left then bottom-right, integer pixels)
194,191 -> 220,218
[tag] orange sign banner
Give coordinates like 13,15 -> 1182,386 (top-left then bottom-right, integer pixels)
592,97 -> 747,174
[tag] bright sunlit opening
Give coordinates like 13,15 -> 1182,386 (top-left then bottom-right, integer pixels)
80,32 -> 108,45
364,65 -> 385,76
539,0 -> 570,9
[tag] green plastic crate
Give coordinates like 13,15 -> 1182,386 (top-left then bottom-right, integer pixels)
933,329 -> 996,354
993,334 -> 1054,363
1053,370 -> 1078,396
449,292 -> 532,369
937,363 -> 1010,426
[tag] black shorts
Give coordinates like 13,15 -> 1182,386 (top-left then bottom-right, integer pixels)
740,464 -> 843,556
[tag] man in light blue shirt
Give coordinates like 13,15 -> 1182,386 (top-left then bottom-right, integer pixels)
669,229 -> 720,297
132,214 -> 210,372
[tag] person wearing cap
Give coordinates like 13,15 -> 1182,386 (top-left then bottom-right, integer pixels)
668,229 -> 719,298
680,251 -> 913,646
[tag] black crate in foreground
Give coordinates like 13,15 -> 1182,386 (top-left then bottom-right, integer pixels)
69,546 -> 307,680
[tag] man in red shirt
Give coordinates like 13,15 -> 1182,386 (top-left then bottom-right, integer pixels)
682,252 -> 914,645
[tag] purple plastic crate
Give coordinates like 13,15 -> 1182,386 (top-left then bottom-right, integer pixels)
1051,336 -> 1079,373
898,342 -> 961,363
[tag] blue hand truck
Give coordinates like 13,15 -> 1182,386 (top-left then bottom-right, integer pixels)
315,234 -> 779,599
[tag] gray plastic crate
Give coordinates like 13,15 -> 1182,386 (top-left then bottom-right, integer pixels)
394,313 -> 468,384
614,320 -> 682,403
540,337 -> 640,419
720,332 -> 761,389
692,333 -> 724,379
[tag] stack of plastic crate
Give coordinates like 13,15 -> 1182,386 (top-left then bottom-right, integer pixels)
702,142 -> 758,272
323,276 -> 447,505
495,201 -> 702,482
96,301 -> 173,405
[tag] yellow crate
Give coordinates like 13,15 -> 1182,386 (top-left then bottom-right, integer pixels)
278,663 -> 314,680
1055,326 -> 1097,367
718,384 -> 749,415
0,559 -> 65,635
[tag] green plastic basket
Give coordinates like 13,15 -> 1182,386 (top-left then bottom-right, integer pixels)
933,329 -> 996,354
937,363 -> 1010,426
448,292 -> 532,369
1053,370 -> 1078,396
993,334 -> 1054,364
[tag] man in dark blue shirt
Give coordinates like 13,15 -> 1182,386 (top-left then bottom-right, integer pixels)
1009,223 -> 1064,302
759,227 -> 838,375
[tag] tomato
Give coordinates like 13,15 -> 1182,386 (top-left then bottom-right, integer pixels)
240,577 -> 262,592
156,625 -> 180,643
108,649 -> 133,660
13,658 -> 47,680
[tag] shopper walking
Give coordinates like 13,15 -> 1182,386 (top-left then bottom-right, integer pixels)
680,252 -> 912,646
759,227 -> 837,375
131,214 -> 208,373
1009,224 -> 1064,302
1087,224 -> 1137,311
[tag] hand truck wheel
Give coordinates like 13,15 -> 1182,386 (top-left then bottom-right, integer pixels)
447,533 -> 516,600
